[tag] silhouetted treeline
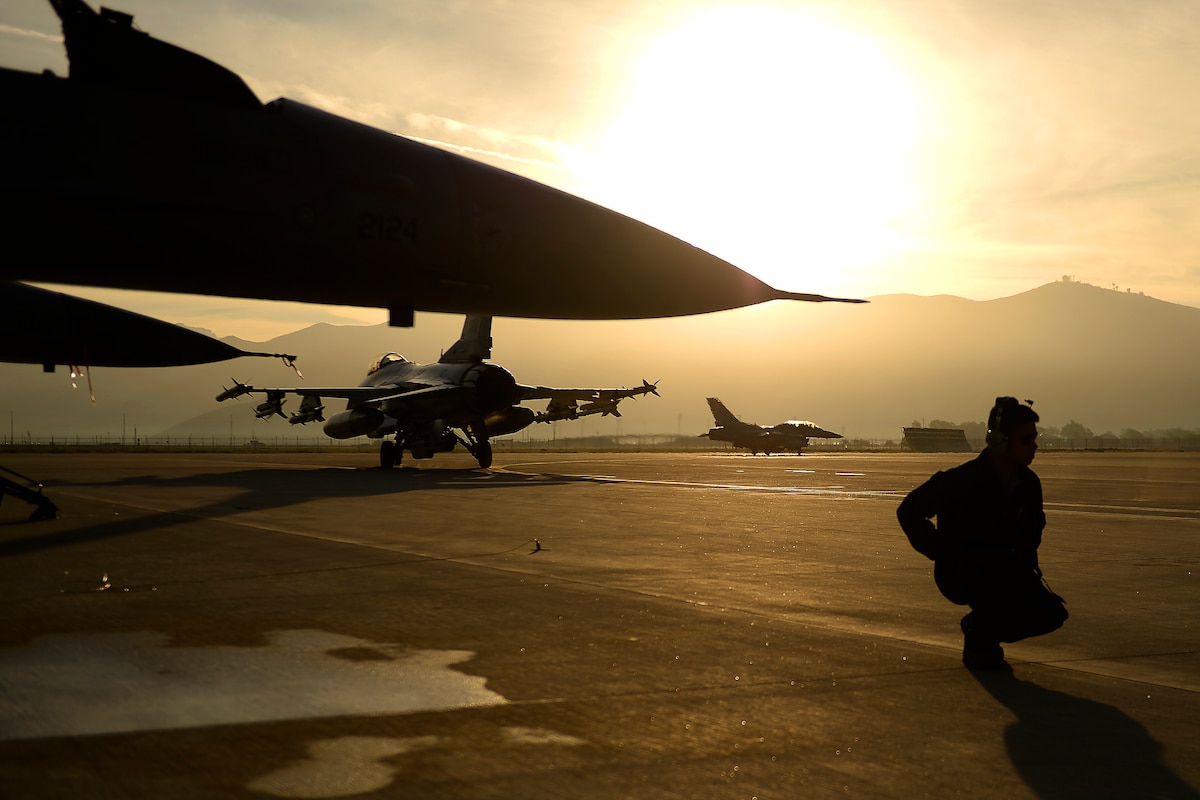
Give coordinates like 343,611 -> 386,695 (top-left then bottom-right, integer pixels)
923,419 -> 1200,443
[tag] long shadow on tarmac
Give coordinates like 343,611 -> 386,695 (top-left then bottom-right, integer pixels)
971,670 -> 1199,799
0,466 -> 582,557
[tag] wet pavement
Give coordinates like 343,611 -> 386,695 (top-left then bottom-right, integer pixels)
1,450 -> 1197,798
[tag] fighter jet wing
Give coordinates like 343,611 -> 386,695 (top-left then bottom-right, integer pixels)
518,379 -> 659,402
218,382 -> 391,403
215,381 -> 461,424
518,380 -> 660,422
216,377 -> 457,401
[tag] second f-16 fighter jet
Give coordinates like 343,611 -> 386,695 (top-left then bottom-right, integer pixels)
216,316 -> 658,469
701,397 -> 842,455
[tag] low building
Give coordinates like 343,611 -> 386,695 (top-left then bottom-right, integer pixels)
902,427 -> 972,453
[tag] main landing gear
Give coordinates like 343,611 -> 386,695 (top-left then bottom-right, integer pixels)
470,439 -> 493,469
455,423 -> 493,469
376,427 -> 492,469
379,439 -> 399,469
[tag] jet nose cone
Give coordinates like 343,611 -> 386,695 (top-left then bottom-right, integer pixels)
431,156 -> 833,319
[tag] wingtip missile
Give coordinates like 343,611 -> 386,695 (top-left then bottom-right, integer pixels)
216,380 -> 252,402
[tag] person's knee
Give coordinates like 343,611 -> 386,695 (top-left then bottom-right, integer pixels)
996,601 -> 1067,643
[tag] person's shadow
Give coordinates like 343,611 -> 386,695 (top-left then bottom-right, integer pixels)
971,669 -> 1198,799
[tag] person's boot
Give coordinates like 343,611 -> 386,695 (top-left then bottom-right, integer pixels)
961,613 -> 1007,669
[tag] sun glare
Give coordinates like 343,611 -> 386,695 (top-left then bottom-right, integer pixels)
573,5 -> 923,294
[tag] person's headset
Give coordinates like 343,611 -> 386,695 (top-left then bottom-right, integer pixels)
985,396 -> 1032,455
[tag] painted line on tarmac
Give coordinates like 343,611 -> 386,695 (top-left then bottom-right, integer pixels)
497,463 -> 1200,520
493,463 -> 906,499
1045,501 -> 1200,521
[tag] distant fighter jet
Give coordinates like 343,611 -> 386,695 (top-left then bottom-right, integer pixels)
216,316 -> 659,469
701,397 -> 841,455
1,0 -> 866,327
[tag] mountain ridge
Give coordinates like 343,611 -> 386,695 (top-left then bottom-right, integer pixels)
2,280 -> 1196,440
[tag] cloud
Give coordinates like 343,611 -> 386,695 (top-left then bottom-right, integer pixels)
401,112 -> 573,173
0,23 -> 61,43
241,76 -> 396,128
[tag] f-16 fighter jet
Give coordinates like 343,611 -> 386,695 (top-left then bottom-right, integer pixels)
702,397 -> 841,455
217,316 -> 658,469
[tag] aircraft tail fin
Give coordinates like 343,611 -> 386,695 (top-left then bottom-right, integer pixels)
439,315 -> 492,363
706,397 -> 742,428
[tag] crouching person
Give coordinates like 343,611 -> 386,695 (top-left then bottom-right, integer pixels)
897,396 -> 1068,668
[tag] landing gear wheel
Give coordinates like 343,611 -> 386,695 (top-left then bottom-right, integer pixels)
474,440 -> 493,469
380,440 -> 397,469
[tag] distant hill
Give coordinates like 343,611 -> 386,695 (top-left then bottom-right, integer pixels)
2,280 -> 1197,440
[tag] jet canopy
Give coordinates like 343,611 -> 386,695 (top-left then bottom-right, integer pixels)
367,353 -> 408,374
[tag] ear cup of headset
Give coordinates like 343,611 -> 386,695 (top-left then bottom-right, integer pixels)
986,396 -> 1017,454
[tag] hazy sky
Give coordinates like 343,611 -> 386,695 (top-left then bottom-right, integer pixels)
4,0 -> 1200,338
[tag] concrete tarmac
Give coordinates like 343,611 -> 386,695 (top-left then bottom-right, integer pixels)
1,450 -> 1197,799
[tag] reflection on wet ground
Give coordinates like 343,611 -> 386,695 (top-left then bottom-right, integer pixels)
0,630 -> 504,740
